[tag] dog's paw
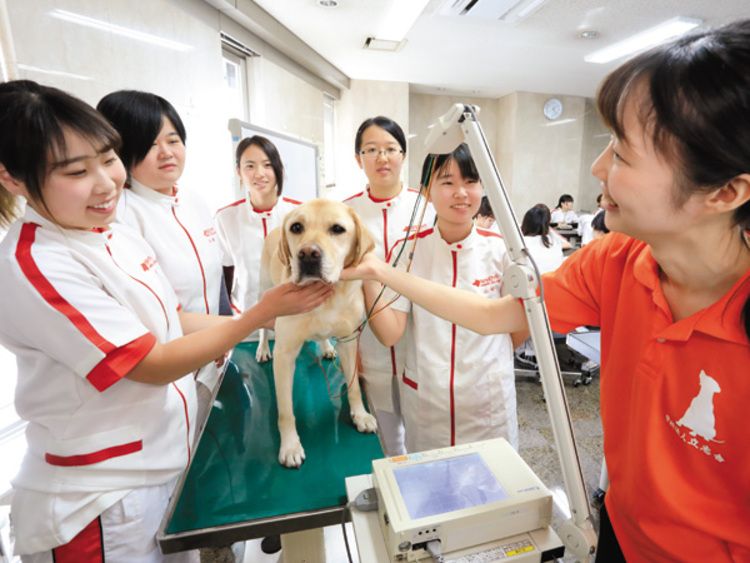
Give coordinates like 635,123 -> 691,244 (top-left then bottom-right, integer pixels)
352,411 -> 378,433
255,344 -> 272,363
278,441 -> 306,468
320,340 -> 337,360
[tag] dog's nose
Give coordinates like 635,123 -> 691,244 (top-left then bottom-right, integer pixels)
298,245 -> 322,262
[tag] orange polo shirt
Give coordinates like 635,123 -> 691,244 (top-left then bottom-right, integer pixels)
543,232 -> 750,562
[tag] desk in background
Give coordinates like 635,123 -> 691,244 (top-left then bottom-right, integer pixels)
552,225 -> 580,249
158,341 -> 383,554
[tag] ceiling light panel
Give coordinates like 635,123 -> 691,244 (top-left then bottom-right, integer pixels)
585,16 -> 701,64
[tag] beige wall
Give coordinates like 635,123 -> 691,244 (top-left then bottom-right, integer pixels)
578,98 -> 610,213
246,56 -> 326,197
332,79 -> 410,200
409,90 -> 607,219
409,93 -> 499,191
248,57 -> 325,147
510,92 -> 587,217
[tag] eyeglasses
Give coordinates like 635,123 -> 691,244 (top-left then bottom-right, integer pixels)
359,147 -> 404,160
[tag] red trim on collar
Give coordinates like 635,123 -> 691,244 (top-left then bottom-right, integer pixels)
367,188 -> 398,203
217,198 -> 246,212
476,227 -> 503,238
343,191 -> 364,203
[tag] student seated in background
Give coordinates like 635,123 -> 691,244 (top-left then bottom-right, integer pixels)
550,193 -> 578,226
362,143 -> 521,453
474,195 -> 497,231
578,193 -> 604,245
591,209 -> 610,240
521,204 -> 569,274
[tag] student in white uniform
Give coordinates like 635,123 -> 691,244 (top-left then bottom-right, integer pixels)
362,144 -> 519,453
591,208 -> 610,240
578,194 -> 604,246
0,81 -> 331,563
97,91 -> 224,427
550,193 -> 579,226
343,116 -> 434,455
214,136 -> 301,356
521,204 -> 568,274
474,195 -> 499,232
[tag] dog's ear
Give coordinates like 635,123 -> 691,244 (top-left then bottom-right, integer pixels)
277,215 -> 293,269
345,207 -> 376,267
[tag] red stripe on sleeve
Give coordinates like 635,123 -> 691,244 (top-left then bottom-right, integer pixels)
87,333 -> 157,391
52,516 -> 104,563
45,440 -> 143,467
16,223 -> 115,354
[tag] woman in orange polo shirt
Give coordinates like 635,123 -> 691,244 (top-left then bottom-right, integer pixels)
343,19 -> 750,563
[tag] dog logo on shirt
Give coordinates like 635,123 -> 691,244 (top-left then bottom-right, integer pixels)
676,370 -> 723,442
665,369 -> 725,463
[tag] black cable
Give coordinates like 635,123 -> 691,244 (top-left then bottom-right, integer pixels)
341,501 -> 355,563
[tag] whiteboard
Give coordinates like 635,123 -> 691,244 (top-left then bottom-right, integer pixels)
228,119 -> 320,202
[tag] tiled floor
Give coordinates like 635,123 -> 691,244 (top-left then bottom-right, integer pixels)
202,374 -> 605,563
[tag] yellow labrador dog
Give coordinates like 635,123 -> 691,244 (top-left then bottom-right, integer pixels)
260,199 -> 379,467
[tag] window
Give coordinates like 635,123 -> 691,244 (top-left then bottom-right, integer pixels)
221,48 -> 248,122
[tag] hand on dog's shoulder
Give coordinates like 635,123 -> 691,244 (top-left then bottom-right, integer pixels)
340,251 -> 383,282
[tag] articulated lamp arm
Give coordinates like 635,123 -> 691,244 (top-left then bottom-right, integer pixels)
424,104 -> 597,560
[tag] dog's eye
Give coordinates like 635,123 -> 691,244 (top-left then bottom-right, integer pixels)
330,224 -> 346,235
289,222 -> 304,234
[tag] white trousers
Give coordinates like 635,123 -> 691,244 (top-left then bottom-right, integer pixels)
21,480 -> 199,563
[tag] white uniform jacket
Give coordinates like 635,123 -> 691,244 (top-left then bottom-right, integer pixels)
117,180 -> 223,389
523,234 -> 565,274
390,226 -> 518,453
550,208 -> 579,225
0,207 -> 196,554
343,186 -> 434,412
214,195 -> 301,341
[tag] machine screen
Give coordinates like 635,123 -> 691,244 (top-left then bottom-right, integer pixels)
393,453 -> 508,520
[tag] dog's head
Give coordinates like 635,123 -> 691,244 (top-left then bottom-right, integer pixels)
278,199 -> 374,285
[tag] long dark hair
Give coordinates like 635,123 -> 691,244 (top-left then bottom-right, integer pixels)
235,135 -> 285,195
597,18 -> 750,340
0,80 -> 120,226
522,204 -> 553,248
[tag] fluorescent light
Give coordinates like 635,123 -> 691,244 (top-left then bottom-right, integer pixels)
376,0 -> 432,42
515,0 -> 547,20
18,64 -> 92,81
585,16 -> 701,64
49,9 -> 193,52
